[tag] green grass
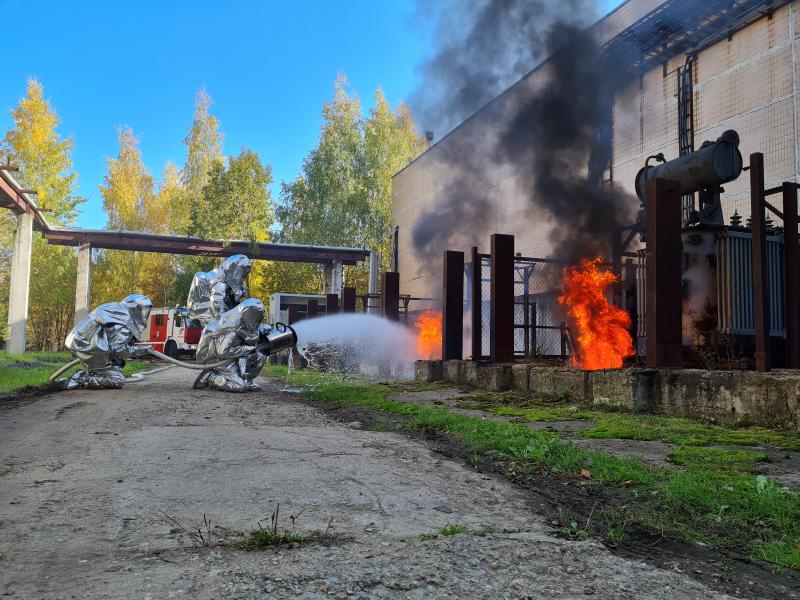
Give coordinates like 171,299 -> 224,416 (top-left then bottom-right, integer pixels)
268,366 -> 800,569
420,522 -> 472,540
234,528 -> 317,550
0,351 -> 153,393
467,399 -> 800,452
667,447 -> 769,473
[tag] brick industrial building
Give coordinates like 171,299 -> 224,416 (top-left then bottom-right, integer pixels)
392,0 -> 799,298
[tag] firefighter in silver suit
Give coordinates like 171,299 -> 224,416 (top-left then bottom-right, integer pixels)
192,298 -> 268,392
187,254 -> 252,326
63,294 -> 153,389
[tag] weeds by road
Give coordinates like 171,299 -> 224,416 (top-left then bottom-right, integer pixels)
265,365 -> 800,570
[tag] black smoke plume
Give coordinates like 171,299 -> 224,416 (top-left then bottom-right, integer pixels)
410,0 -> 638,270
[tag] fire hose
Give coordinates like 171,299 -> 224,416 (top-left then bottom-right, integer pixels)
49,324 -> 297,384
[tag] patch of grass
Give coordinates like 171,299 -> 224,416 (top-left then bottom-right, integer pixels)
270,367 -> 800,569
472,399 -> 800,452
581,413 -> 800,452
601,508 -> 630,546
668,447 -> 769,473
0,351 -> 152,393
420,522 -> 472,540
233,503 -> 332,552
235,528 -> 316,550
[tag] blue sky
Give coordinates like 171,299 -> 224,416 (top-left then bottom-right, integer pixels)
0,0 -> 622,230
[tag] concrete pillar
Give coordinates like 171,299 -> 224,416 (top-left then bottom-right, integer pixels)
323,259 -> 344,297
7,212 -> 34,354
74,243 -> 92,325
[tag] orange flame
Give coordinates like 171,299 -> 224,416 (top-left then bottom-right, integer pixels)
558,257 -> 634,370
415,309 -> 442,359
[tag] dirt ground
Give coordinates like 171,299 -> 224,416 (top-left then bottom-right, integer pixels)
0,367 -> 789,599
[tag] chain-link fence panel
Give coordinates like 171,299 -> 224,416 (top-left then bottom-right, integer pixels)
514,260 -> 566,359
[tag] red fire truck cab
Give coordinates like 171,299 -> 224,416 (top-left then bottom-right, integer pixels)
139,307 -> 203,358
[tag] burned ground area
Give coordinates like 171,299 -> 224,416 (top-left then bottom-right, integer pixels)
0,367 -> 794,599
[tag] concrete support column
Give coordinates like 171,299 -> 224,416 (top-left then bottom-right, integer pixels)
323,259 -> 344,297
7,212 -> 34,354
74,243 -> 92,325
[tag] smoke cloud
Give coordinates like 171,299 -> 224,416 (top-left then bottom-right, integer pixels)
410,0 -> 638,269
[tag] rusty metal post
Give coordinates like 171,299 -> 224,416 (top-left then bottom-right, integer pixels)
443,250 -> 464,360
645,178 -> 683,368
624,258 -> 637,345
471,246 -> 482,360
490,234 -> 514,362
307,299 -> 318,319
612,225 -> 623,308
783,182 -> 799,368
342,286 -> 356,313
750,153 -> 771,371
326,293 -> 339,315
381,272 -> 400,321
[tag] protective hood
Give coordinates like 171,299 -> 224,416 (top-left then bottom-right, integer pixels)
236,298 -> 265,345
218,254 -> 251,302
121,294 -> 153,337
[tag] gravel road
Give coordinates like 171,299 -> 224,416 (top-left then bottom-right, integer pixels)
0,367 -> 742,599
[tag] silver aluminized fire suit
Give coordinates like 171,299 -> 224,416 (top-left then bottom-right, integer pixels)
63,294 -> 153,389
186,255 -> 269,392
192,298 -> 268,392
187,254 -> 252,326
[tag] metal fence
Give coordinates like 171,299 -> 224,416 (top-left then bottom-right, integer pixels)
467,255 -> 569,360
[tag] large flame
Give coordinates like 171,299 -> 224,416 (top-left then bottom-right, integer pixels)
558,257 -> 634,370
415,309 -> 442,359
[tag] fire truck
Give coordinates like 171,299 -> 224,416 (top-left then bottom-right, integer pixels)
139,307 -> 203,357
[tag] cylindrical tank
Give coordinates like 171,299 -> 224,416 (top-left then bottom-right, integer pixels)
635,130 -> 743,202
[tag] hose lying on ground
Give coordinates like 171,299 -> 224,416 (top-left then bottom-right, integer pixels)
49,349 -> 236,383
49,358 -> 82,383
145,348 -> 234,370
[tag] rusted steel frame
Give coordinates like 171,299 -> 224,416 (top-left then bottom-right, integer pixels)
307,299 -> 319,319
645,178 -> 683,368
470,247 -> 483,360
442,251 -> 465,360
43,229 -> 368,264
750,153 -> 771,371
490,234 -> 515,362
380,272 -> 400,321
326,293 -> 340,315
342,287 -> 356,313
783,182 -> 800,368
0,173 -> 37,217
624,258 -> 638,349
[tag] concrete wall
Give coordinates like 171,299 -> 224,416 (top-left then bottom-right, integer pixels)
417,359 -> 800,430
392,1 -> 800,298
